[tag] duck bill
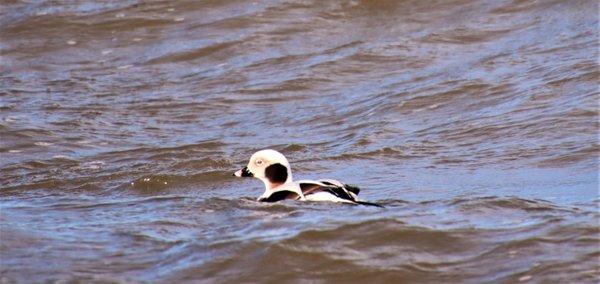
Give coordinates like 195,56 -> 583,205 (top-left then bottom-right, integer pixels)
233,166 -> 253,177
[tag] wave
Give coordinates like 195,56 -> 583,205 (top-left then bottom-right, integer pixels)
178,217 -> 599,283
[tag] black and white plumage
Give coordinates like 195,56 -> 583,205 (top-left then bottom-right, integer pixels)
233,149 -> 382,207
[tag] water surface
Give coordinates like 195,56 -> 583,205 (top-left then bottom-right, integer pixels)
1,0 -> 599,282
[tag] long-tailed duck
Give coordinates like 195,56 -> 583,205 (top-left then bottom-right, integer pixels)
233,149 -> 382,207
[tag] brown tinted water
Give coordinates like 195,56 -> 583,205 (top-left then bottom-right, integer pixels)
1,0 -> 599,283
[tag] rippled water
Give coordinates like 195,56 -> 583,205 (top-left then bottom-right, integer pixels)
1,0 -> 599,282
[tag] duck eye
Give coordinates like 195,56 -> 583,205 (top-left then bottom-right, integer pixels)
255,159 -> 263,166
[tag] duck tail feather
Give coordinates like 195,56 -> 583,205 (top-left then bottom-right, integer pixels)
355,200 -> 385,208
344,184 -> 360,195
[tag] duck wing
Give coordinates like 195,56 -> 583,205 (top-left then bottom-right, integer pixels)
299,180 -> 383,207
299,181 -> 357,202
317,179 -> 360,195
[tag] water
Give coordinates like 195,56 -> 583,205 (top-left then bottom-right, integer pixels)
1,0 -> 598,282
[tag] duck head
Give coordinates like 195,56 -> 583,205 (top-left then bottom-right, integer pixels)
234,149 -> 293,190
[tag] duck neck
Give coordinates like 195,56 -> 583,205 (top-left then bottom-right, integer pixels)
261,174 -> 293,192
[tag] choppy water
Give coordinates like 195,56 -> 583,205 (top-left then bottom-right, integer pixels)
1,0 -> 599,282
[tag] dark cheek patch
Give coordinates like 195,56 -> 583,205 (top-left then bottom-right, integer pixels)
265,163 -> 288,184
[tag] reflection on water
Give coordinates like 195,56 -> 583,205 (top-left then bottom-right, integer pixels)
1,0 -> 598,282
